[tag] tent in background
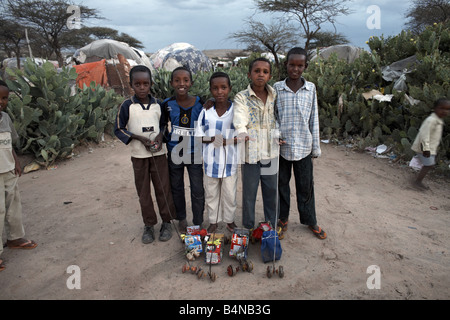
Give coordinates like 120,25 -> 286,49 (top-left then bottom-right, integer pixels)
73,59 -> 108,89
73,39 -> 153,70
150,43 -> 213,73
72,53 -> 134,97
71,39 -> 155,97
309,45 -> 365,64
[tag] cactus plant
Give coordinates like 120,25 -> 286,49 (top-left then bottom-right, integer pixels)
4,59 -> 122,167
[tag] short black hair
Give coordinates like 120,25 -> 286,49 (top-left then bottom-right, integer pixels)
129,65 -> 152,85
286,47 -> 308,63
248,57 -> 272,74
171,66 -> 193,82
209,71 -> 231,88
0,80 -> 9,89
434,97 -> 449,109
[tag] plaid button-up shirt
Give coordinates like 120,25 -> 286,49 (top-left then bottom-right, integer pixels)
274,78 -> 321,161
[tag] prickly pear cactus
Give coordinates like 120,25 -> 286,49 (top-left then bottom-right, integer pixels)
4,59 -> 122,167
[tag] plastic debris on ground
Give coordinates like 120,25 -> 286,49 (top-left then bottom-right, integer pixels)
364,144 -> 396,159
409,155 -> 423,171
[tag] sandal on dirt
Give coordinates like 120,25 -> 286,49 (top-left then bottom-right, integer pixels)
278,219 -> 288,232
308,226 -> 327,240
0,259 -> 5,272
226,222 -> 237,233
6,238 -> 38,249
207,224 -> 218,233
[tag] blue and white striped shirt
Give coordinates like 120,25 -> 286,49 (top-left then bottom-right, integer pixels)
195,103 -> 238,178
274,78 -> 321,161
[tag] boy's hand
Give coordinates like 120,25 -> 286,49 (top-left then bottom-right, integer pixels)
152,133 -> 163,152
213,134 -> 224,148
15,161 -> 22,177
236,132 -> 252,143
12,150 -> 22,176
278,139 -> 286,145
133,135 -> 153,151
203,98 -> 214,110
423,151 -> 431,158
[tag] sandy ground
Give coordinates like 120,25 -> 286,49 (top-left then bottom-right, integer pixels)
0,135 -> 449,301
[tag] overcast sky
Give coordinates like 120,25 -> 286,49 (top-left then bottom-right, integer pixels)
79,0 -> 413,53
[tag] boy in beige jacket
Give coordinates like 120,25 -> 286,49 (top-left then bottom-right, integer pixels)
411,98 -> 449,190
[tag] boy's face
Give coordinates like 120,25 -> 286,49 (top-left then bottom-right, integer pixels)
0,85 -> 9,113
171,70 -> 192,96
286,54 -> 308,80
435,101 -> 450,118
210,77 -> 231,104
131,71 -> 151,100
248,61 -> 271,88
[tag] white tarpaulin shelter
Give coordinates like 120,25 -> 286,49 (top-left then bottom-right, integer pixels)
73,39 -> 153,70
310,45 -> 365,64
150,42 -> 213,73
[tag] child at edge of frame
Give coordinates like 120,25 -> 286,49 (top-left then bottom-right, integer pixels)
114,65 -> 176,244
411,98 -> 450,190
162,66 -> 205,233
273,47 -> 327,240
232,57 -> 280,231
0,79 -> 38,273
194,71 -> 239,234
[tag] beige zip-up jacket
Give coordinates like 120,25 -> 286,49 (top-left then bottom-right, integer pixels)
411,112 -> 444,155
233,84 -> 279,164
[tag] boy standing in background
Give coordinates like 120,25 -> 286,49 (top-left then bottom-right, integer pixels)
0,80 -> 37,272
411,98 -> 450,190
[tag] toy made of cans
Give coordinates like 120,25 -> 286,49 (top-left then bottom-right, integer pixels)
229,228 -> 250,260
204,233 -> 224,265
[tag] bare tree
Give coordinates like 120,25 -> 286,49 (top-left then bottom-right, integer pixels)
255,0 -> 352,50
229,18 -> 299,75
5,0 -> 102,66
0,16 -> 25,68
60,27 -> 145,52
405,0 -> 450,34
308,31 -> 349,50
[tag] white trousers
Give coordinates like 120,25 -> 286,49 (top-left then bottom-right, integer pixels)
0,171 -> 25,256
204,174 -> 237,224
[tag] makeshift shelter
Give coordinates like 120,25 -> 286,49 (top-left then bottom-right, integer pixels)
73,39 -> 153,69
72,53 -> 134,97
73,59 -> 108,89
72,39 -> 154,96
309,45 -> 365,64
150,42 -> 213,73
261,52 -> 285,62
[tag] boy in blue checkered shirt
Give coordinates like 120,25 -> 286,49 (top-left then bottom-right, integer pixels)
274,47 -> 327,240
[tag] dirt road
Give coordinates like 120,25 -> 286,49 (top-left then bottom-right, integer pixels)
1,136 -> 449,300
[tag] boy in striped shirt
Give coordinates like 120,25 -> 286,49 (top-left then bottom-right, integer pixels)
195,72 -> 238,233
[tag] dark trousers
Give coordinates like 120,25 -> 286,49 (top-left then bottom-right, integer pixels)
241,159 -> 278,229
131,155 -> 176,226
278,154 -> 317,226
168,153 -> 205,226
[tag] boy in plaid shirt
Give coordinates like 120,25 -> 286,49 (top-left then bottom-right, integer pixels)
274,47 -> 327,240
